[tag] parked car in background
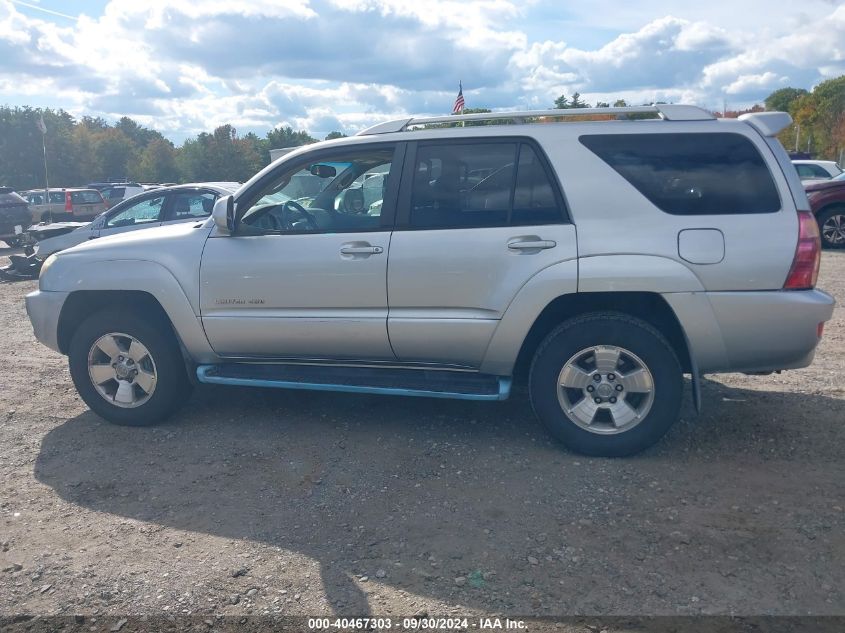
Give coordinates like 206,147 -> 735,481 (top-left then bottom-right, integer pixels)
0,187 -> 32,247
33,183 -> 239,258
793,160 -> 843,181
100,183 -> 145,208
806,172 -> 845,248
24,188 -> 108,222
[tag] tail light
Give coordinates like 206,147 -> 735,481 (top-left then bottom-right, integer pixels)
783,211 -> 821,290
64,191 -> 73,213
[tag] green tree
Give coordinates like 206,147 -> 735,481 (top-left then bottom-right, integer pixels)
132,137 -> 179,183
613,99 -> 628,107
553,94 -> 570,109
764,87 -> 808,113
325,131 -> 347,140
266,126 -> 316,149
569,92 -> 589,108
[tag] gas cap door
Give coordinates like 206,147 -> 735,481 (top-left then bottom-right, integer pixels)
678,228 -> 725,265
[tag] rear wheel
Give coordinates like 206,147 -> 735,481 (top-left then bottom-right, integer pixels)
529,313 -> 683,457
68,308 -> 191,426
818,206 -> 845,249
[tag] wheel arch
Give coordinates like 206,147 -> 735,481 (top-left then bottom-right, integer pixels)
509,292 -> 693,385
46,258 -> 217,364
58,290 -> 171,354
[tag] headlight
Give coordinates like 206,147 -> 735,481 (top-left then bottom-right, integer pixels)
39,253 -> 58,277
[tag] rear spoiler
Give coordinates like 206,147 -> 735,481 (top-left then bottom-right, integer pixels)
738,112 -> 792,137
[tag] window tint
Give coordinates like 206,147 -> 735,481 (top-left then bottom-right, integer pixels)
48,192 -> 64,204
513,144 -> 559,225
240,147 -> 395,233
408,142 -> 563,229
105,195 -> 164,228
580,133 -> 780,215
168,191 -> 217,219
71,190 -> 103,204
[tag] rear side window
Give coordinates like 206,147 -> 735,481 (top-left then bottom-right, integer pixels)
580,133 -> 780,215
71,190 -> 104,204
408,141 -> 564,229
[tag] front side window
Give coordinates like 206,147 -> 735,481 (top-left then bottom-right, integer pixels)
239,147 -> 395,233
168,191 -> 217,219
408,141 -> 564,229
48,192 -> 64,204
580,133 -> 780,215
105,195 -> 165,228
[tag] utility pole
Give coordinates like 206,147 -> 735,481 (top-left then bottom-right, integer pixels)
37,112 -> 50,220
794,124 -> 800,153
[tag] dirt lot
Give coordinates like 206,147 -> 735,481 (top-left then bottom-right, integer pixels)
0,247 -> 843,624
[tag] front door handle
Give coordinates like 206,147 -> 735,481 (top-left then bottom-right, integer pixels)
507,239 -> 556,251
340,244 -> 383,256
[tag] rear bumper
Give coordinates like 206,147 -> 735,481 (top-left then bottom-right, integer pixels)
25,289 -> 69,354
666,289 -> 835,373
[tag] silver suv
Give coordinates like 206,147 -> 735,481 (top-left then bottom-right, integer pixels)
25,105 -> 835,456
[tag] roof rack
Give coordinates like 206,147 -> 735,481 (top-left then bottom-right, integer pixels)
357,104 -> 715,136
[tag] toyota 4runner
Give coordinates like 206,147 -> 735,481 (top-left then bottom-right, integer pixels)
25,105 -> 836,456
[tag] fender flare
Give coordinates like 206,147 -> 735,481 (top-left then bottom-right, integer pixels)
45,258 -> 217,363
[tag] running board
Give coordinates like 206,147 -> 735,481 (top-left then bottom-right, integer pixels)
196,363 -> 511,401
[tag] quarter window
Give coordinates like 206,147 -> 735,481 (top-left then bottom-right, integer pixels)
580,133 -> 780,215
408,141 -> 563,229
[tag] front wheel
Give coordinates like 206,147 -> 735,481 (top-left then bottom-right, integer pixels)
68,308 -> 191,426
529,313 -> 683,457
818,207 -> 845,249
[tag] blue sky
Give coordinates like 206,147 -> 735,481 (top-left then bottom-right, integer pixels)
2,0 -> 844,142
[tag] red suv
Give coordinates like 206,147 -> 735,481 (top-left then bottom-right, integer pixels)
806,173 -> 845,248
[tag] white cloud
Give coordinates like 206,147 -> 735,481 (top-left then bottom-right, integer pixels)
1,0 -> 845,140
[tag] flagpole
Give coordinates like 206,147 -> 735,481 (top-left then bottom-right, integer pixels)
39,112 -> 50,220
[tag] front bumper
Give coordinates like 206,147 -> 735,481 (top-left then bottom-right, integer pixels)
25,289 -> 70,354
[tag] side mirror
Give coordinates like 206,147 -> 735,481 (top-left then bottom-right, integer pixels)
212,195 -> 236,233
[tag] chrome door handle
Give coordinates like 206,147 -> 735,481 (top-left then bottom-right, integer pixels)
507,239 -> 556,251
340,245 -> 383,255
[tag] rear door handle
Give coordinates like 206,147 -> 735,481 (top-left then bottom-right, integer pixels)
340,245 -> 383,255
507,239 -> 556,251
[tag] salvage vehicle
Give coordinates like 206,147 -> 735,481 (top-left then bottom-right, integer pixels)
0,187 -> 32,248
805,172 -> 845,248
32,183 -> 238,258
26,105 -> 835,456
24,188 -> 108,223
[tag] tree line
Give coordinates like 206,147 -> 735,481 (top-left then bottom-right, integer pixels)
0,105 -> 345,190
2,76 -> 844,190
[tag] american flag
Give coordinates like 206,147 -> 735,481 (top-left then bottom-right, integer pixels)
452,82 -> 465,114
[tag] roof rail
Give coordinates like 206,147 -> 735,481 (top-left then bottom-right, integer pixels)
357,104 -> 715,136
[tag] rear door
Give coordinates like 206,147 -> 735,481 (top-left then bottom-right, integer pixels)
387,138 -> 578,367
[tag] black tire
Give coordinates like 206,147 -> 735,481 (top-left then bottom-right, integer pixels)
529,312 -> 683,457
817,206 -> 845,249
68,307 -> 191,426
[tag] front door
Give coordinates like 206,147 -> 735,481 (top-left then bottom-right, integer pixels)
200,143 -> 402,360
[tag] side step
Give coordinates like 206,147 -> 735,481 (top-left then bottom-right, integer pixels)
196,363 -> 511,401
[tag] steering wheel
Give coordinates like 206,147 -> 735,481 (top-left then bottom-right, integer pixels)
282,200 -> 319,230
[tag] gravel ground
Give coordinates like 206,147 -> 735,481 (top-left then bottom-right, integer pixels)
0,246 -> 843,623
